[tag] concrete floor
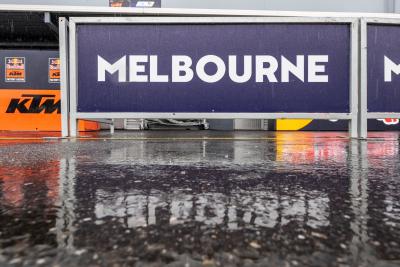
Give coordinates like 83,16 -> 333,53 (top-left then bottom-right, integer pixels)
0,131 -> 400,266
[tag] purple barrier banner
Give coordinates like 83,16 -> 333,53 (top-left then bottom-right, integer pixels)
368,24 -> 400,113
76,23 -> 351,113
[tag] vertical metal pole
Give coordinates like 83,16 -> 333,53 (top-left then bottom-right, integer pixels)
350,20 -> 360,138
110,119 -> 115,135
69,19 -> 78,137
140,119 -> 146,130
359,19 -> 368,139
202,119 -> 209,130
59,18 -> 69,137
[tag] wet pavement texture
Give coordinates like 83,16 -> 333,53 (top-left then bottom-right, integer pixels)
1,131 -> 400,267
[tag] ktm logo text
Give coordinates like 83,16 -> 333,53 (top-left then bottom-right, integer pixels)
6,94 -> 61,114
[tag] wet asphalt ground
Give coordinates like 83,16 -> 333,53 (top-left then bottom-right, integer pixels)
0,131 -> 400,267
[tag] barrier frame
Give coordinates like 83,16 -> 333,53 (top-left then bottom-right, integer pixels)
360,18 -> 400,138
63,16 -> 359,137
59,17 -> 70,137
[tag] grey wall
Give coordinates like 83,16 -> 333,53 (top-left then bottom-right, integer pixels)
0,0 -> 108,5
163,0 -> 394,13
0,0 -> 397,13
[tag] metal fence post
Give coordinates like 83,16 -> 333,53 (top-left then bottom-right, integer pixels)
350,19 -> 360,138
69,18 -> 78,137
359,19 -> 368,139
59,17 -> 70,137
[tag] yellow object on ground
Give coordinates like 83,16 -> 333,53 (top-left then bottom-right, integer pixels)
276,119 -> 313,131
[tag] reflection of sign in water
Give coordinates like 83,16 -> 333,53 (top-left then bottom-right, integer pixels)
0,161 -> 60,208
277,118 -> 400,130
109,0 -> 161,7
48,58 -> 61,83
5,57 -> 25,82
95,189 -> 330,229
275,132 -> 347,164
368,140 -> 399,158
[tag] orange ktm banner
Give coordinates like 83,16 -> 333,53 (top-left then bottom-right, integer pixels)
0,89 -> 99,131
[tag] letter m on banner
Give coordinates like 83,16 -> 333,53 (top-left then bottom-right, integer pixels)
98,56 -> 127,82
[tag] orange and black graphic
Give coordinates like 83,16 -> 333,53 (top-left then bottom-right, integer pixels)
5,57 -> 25,82
0,90 -> 100,131
6,94 -> 61,114
48,58 -> 60,83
